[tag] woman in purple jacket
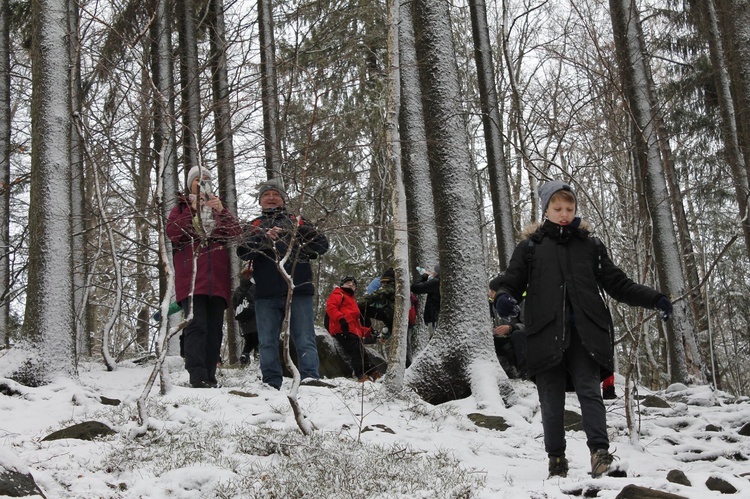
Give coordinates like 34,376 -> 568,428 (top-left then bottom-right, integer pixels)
167,166 -> 241,388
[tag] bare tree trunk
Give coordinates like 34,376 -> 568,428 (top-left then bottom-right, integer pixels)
150,0 -> 179,353
469,0 -> 515,268
382,0 -> 410,391
405,0 -> 506,407
501,0 -> 535,220
0,0 -> 9,348
258,0 -> 283,179
209,0 -> 240,364
398,0 -> 437,353
715,0 -> 750,182
135,44 -> 153,353
68,0 -> 88,360
20,0 -> 75,383
609,0 -> 702,384
177,0 -> 201,171
704,0 -> 750,262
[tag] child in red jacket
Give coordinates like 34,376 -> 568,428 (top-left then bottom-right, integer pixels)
326,276 -> 380,382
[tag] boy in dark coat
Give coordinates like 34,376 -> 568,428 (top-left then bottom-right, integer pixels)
493,180 -> 673,479
167,166 -> 242,388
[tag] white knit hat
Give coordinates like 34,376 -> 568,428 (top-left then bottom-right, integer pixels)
187,166 -> 212,190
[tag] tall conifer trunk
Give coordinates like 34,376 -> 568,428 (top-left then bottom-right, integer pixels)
609,0 -> 702,384
405,0 -> 506,407
20,0 -> 75,383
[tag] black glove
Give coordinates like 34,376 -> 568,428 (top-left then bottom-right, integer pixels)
654,295 -> 673,321
494,293 -> 520,320
339,318 -> 349,333
296,223 -> 315,238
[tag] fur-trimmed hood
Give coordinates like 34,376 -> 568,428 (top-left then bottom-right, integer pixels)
521,218 -> 592,240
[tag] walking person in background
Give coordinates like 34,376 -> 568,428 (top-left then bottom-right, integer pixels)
411,264 -> 441,334
232,263 -> 258,365
326,276 -> 380,382
167,166 -> 241,388
489,276 -> 527,380
237,178 -> 329,390
493,180 -> 673,479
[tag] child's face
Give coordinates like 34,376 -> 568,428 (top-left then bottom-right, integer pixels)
545,198 -> 576,226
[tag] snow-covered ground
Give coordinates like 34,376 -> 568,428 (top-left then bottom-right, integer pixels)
1,354 -> 749,498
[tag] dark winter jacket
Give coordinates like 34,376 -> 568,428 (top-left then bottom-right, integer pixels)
167,197 -> 242,305
326,287 -> 371,338
411,274 -> 441,324
232,275 -> 257,333
236,207 -> 328,299
494,219 -> 663,377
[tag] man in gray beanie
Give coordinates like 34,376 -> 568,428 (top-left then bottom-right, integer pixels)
256,178 -> 288,206
237,178 -> 329,389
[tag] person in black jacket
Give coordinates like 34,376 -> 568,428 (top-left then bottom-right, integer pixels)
237,179 -> 329,389
410,264 -> 440,334
493,180 -> 673,479
232,264 -> 258,365
488,276 -> 527,380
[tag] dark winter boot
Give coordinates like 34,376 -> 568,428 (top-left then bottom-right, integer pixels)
590,448 -> 616,478
548,455 -> 569,478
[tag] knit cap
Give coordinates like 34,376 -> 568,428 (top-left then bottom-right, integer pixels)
340,275 -> 357,287
539,180 -> 576,214
257,178 -> 288,204
381,268 -> 395,281
187,166 -> 212,190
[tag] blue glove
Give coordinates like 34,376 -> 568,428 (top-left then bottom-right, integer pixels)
654,295 -> 673,321
494,293 -> 520,320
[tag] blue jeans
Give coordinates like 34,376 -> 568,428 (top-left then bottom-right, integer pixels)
254,294 -> 320,388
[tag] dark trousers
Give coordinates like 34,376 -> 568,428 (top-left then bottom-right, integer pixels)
334,332 -> 375,378
181,296 -> 226,384
239,321 -> 259,355
535,328 -> 608,457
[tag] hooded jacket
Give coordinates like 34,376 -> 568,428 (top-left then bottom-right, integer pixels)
237,207 -> 329,298
167,196 -> 242,305
494,219 -> 663,377
325,287 -> 371,338
410,274 -> 440,324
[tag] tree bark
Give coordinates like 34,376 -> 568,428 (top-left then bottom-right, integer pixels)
609,0 -> 702,384
0,0 -> 9,348
398,0 -> 438,353
382,0 -> 410,390
177,0 -> 201,172
704,0 -> 750,262
258,0 -> 283,179
135,43 -> 153,353
405,0 -> 506,407
208,0 -> 240,364
150,0 -> 179,354
715,0 -> 750,183
469,0 -> 515,268
21,0 -> 75,383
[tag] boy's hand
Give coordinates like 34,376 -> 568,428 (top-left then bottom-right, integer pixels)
494,293 -> 520,320
654,295 -> 673,321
